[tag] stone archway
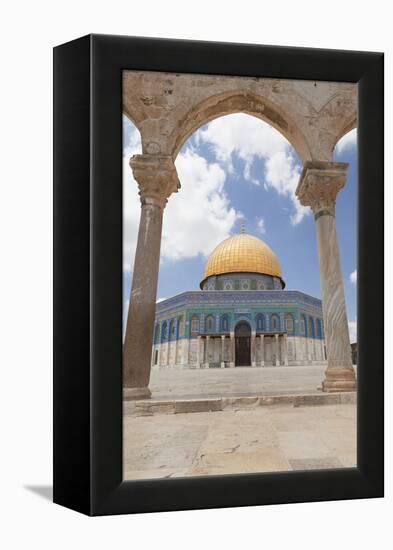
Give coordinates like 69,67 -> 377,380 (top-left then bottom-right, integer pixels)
122,70 -> 357,399
235,322 -> 252,366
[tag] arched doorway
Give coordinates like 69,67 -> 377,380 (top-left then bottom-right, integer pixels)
235,321 -> 251,366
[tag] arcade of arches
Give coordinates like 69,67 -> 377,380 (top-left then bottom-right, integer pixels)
122,70 -> 357,399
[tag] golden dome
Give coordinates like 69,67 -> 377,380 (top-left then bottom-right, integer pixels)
202,233 -> 282,284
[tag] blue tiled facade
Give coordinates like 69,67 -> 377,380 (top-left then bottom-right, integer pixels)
154,290 -> 324,342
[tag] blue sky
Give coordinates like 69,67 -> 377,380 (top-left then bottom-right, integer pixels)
123,114 -> 357,341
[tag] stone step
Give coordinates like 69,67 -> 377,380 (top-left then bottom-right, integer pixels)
124,391 -> 357,416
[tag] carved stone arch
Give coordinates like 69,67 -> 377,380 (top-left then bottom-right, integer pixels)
169,90 -> 312,163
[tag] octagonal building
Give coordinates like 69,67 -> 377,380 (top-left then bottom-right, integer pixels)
151,231 -> 326,368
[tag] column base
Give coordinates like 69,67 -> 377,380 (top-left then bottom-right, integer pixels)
322,367 -> 357,393
123,387 -> 152,400
220,362 -> 225,368
251,362 -> 257,367
229,362 -> 235,368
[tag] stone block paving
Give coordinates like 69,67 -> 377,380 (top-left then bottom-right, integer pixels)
123,403 -> 356,480
146,364 -> 333,401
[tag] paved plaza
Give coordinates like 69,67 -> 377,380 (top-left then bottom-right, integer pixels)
139,364 -> 335,400
123,402 -> 356,480
123,366 -> 357,480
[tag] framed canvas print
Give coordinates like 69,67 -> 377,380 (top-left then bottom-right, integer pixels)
53,34 -> 384,515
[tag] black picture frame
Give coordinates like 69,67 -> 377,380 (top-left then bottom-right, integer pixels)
53,34 -> 384,516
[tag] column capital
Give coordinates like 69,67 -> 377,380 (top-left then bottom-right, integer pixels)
296,161 -> 348,217
130,154 -> 180,208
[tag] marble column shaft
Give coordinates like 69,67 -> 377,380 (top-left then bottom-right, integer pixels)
296,161 -> 356,392
251,331 -> 256,367
283,333 -> 289,366
260,334 -> 265,367
123,155 -> 180,399
221,335 -> 226,368
230,333 -> 235,367
274,334 -> 280,366
205,336 -> 210,368
196,335 -> 202,368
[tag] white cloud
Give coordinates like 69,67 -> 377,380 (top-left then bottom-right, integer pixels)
196,114 -> 308,225
123,122 -> 142,272
256,217 -> 266,234
350,269 -> 357,284
165,149 -> 241,261
348,320 -> 357,344
123,113 -> 311,278
335,128 -> 357,155
123,121 -> 242,275
264,151 -> 308,225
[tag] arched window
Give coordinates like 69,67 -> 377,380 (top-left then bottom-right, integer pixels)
300,314 -> 306,336
308,317 -> 315,338
316,318 -> 323,339
256,313 -> 265,331
271,314 -> 280,332
178,316 -> 184,338
220,314 -> 229,332
161,321 -> 168,341
191,315 -> 199,335
154,324 -> 160,344
169,319 -> 176,340
205,315 -> 215,333
285,313 -> 294,334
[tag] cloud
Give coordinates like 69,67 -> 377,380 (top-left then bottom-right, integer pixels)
123,119 -> 143,272
348,320 -> 357,344
196,114 -> 308,225
123,118 -> 242,275
264,151 -> 308,225
335,128 -> 357,155
164,149 -> 241,260
256,217 -> 266,234
350,269 -> 357,284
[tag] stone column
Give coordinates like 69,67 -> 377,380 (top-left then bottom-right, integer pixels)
274,334 -> 280,366
260,334 -> 265,367
164,338 -> 170,366
229,332 -> 235,368
196,335 -> 202,369
182,338 -> 190,368
296,161 -> 356,392
205,336 -> 210,368
251,331 -> 257,367
123,155 -> 180,399
221,335 -> 226,368
173,319 -> 179,368
283,333 -> 289,366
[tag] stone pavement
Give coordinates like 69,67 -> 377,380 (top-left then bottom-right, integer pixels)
123,403 -> 357,480
136,365 -> 341,400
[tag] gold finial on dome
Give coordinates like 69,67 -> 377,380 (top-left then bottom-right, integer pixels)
240,221 -> 245,234
201,232 -> 284,288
